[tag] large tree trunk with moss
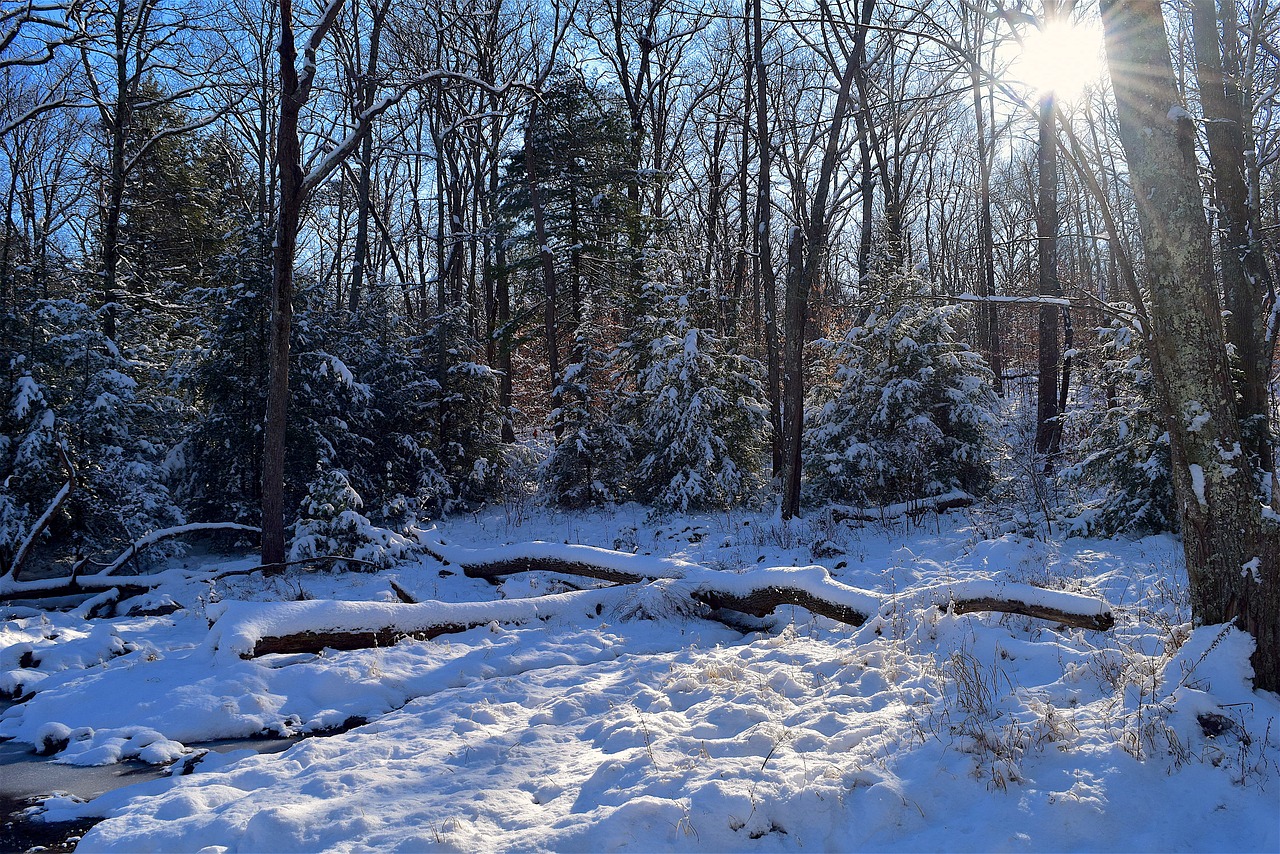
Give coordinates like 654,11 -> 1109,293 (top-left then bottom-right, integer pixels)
1099,0 -> 1279,692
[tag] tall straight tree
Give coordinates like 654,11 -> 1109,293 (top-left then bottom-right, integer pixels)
779,0 -> 865,518
1189,0 -> 1276,465
1034,0 -> 1069,466
752,0 -> 782,476
1098,0 -> 1278,691
263,0 -> 516,564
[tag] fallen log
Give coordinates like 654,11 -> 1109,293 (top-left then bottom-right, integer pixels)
0,553 -> 371,607
214,543 -> 1115,657
210,586 -> 631,658
421,540 -> 685,585
425,540 -> 1113,631
947,595 -> 1113,629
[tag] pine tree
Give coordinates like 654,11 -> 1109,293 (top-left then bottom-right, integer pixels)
289,467 -> 414,568
0,298 -> 183,571
804,273 -> 997,507
1061,318 -> 1175,534
627,282 -> 769,511
541,297 -> 629,507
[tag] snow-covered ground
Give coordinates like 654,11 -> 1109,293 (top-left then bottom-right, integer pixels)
2,506 -> 1276,852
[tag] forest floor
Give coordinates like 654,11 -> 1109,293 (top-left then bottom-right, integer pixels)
1,504 -> 1277,852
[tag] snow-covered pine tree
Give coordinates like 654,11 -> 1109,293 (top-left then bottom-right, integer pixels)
1060,317 -> 1175,534
804,272 -> 997,508
626,281 -> 769,511
175,226 -> 272,525
541,296 -> 629,508
289,467 -> 414,569
0,298 -> 184,572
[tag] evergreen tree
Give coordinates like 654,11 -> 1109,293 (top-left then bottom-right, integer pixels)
804,273 -> 997,507
289,467 -> 414,568
176,226 -> 272,525
541,297 -> 629,507
1060,318 -> 1175,534
627,282 -> 769,511
1,297 -> 183,572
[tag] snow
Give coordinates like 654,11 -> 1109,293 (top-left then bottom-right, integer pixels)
2,510 -> 1276,853
1189,463 -> 1207,506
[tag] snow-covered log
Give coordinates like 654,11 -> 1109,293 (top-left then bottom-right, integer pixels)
208,587 -> 631,658
218,542 -> 1114,656
0,552 -> 355,607
425,540 -> 1112,630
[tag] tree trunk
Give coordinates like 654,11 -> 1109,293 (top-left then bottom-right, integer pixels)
347,1 -> 390,313
1189,0 -> 1275,465
969,33 -> 1003,395
752,0 -> 783,478
524,102 -> 561,437
780,9 -> 863,518
1035,92 -> 1063,466
780,226 -> 806,518
1099,0 -> 1280,692
262,0 -> 305,568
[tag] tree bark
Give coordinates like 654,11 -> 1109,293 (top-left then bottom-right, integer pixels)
970,45 -> 1003,395
1034,91 -> 1063,466
780,6 -> 863,518
262,0 -> 306,568
752,0 -> 783,477
347,0 -> 391,313
780,225 -> 806,518
524,101 -> 562,436
1189,0 -> 1275,465
1099,0 -> 1279,692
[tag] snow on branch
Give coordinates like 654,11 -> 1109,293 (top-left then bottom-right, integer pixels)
97,522 -> 262,576
3,441 -> 76,584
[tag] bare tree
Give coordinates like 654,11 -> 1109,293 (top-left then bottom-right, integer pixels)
76,0 -> 230,340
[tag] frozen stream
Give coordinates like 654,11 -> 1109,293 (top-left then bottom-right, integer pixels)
0,733 -> 298,852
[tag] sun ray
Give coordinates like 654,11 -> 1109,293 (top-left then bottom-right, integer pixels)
1006,18 -> 1106,103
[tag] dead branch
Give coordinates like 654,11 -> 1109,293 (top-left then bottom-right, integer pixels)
4,441 -> 77,583
0,551 -> 374,606
98,522 -> 263,576
424,544 -> 646,585
388,580 -> 417,604
828,491 -> 975,523
946,596 -> 1114,631
692,585 -> 871,626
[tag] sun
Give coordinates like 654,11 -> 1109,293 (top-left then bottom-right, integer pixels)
1007,19 -> 1105,103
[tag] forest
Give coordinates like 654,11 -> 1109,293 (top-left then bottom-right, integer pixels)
0,0 -> 1279,848
0,0 -> 1278,704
